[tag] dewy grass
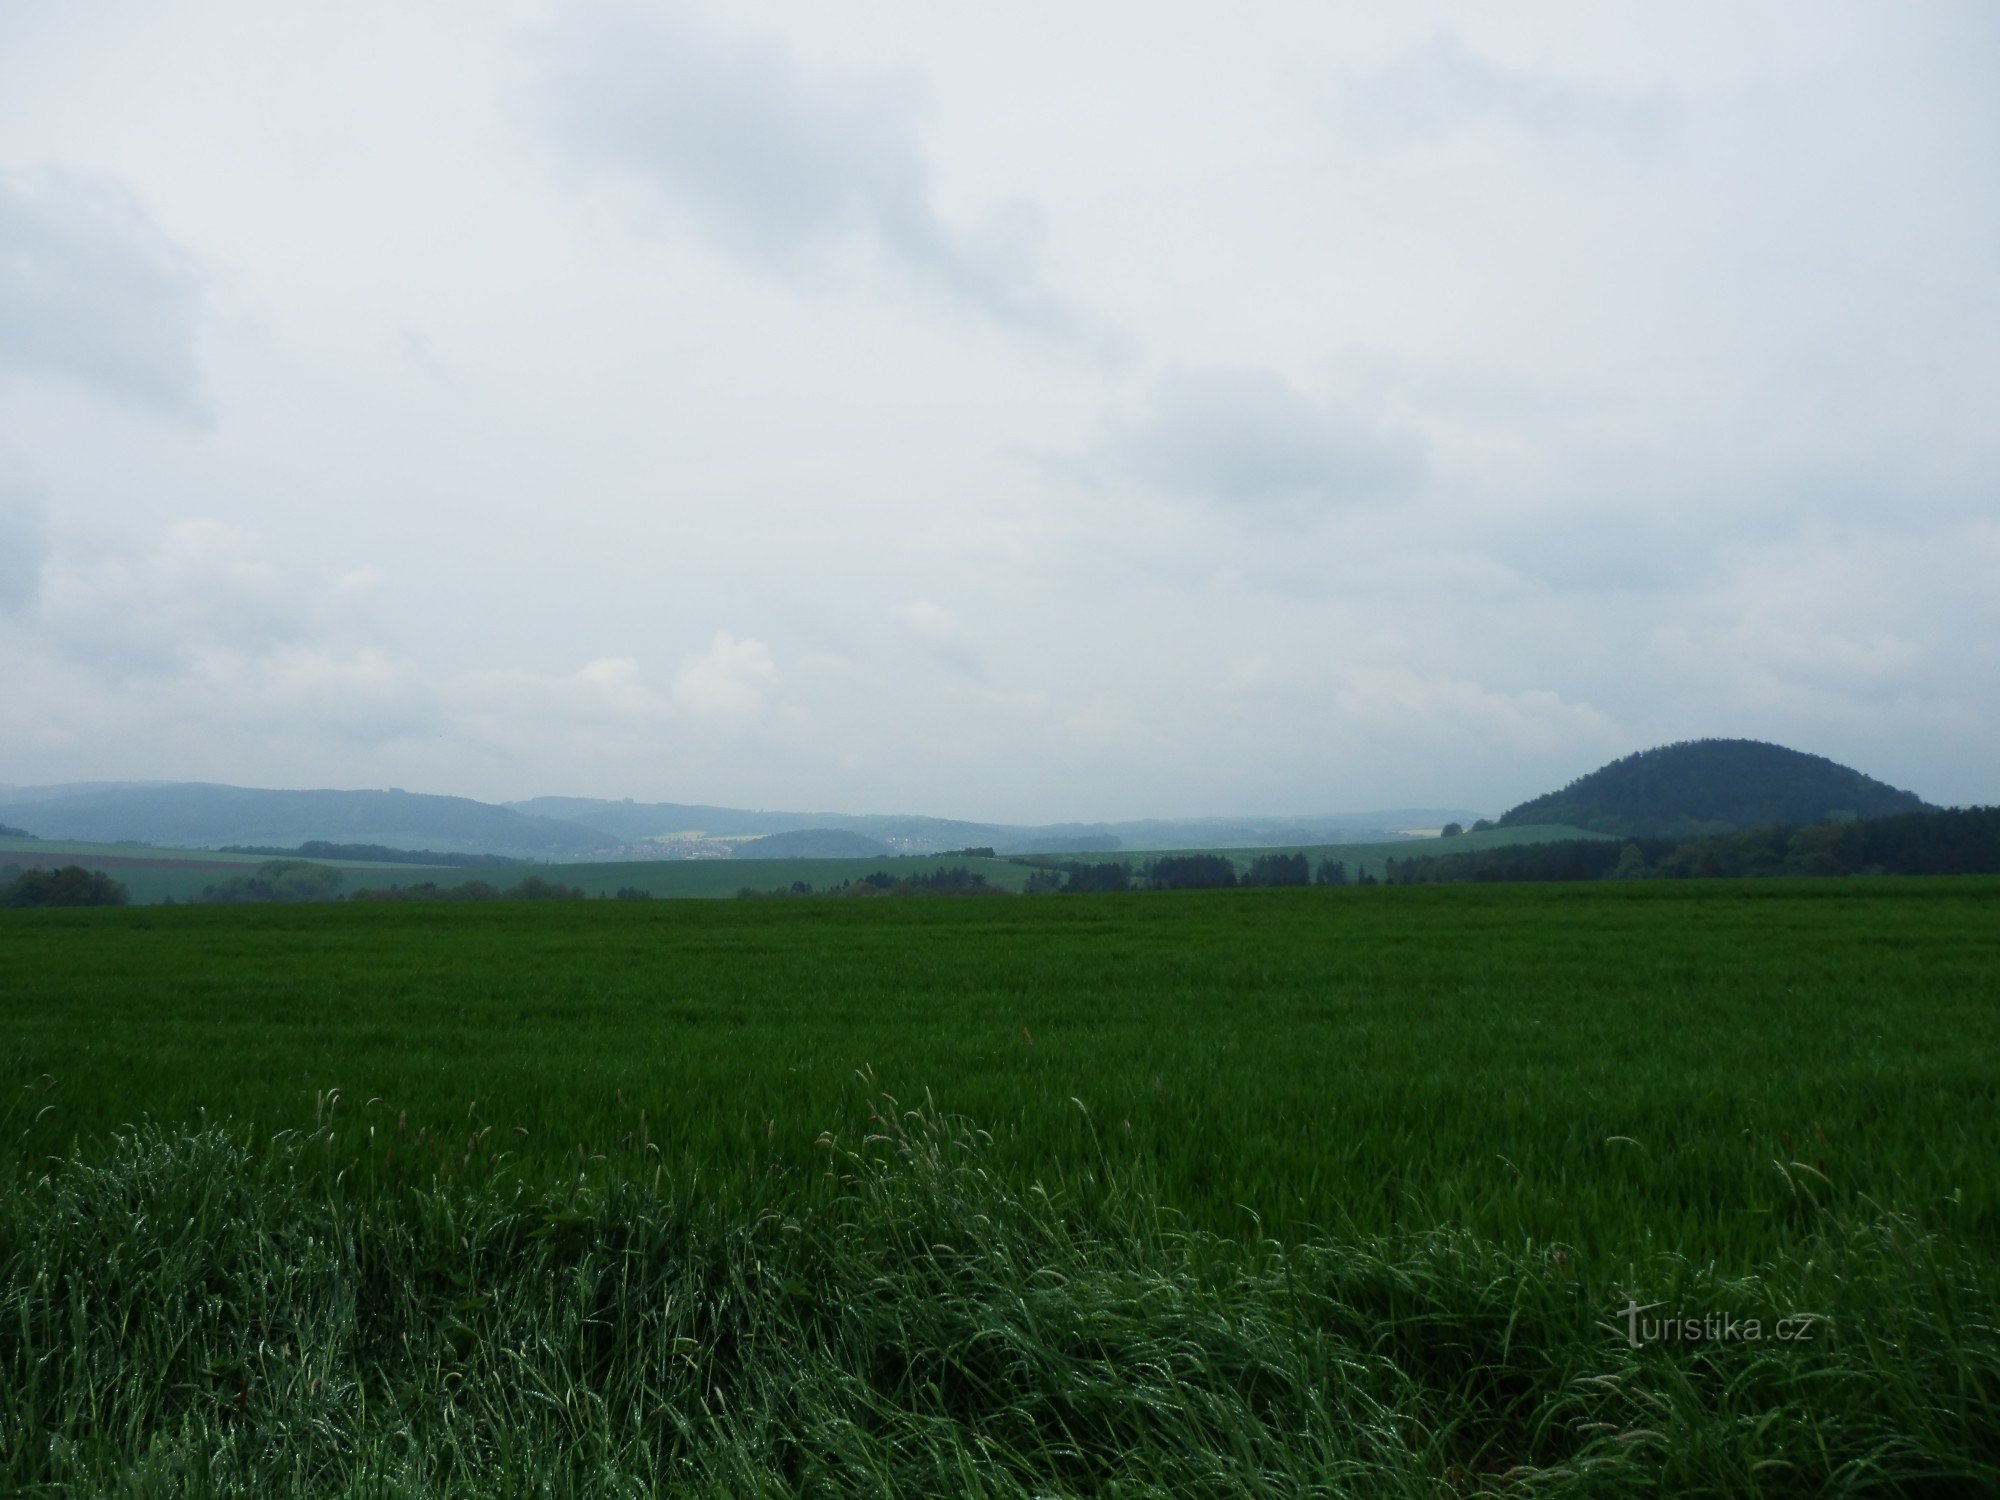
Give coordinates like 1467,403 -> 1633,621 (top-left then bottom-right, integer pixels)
0,1096 -> 1993,1496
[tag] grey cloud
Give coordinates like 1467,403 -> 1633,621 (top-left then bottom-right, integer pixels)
0,482 -> 46,612
1480,447 -> 1990,599
537,4 -> 1073,332
892,600 -> 984,681
1481,504 -> 1718,595
0,171 -> 207,419
1341,35 -> 1673,149
1102,367 -> 1425,509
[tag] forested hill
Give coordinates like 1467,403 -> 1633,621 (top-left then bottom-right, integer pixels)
1498,739 -> 1932,839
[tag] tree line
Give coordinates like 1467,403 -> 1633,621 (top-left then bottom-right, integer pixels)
201,860 -> 588,903
216,840 -> 527,868
739,866 -> 995,899
347,876 -> 589,902
1380,806 -> 2000,885
1019,852 -> 1366,894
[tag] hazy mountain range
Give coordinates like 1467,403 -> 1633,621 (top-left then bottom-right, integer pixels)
0,741 -> 1951,863
0,782 -> 1480,860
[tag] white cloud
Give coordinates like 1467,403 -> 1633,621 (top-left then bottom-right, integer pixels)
14,519 -> 442,751
1331,664 -> 1617,752
1648,519 -> 1999,713
40,520 -> 309,677
184,644 -> 440,745
672,630 -> 778,726
1338,34 -> 1674,149
579,655 -> 668,719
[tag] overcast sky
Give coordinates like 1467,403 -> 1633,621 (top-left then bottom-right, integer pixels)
2,1 -> 1995,821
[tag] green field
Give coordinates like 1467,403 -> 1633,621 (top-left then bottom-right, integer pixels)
0,835 -> 446,905
1096,820 -> 1611,879
7,877 -> 1995,1247
444,821 -> 1606,898
547,850 -> 1037,897
2,880 -> 1995,1493
1,821 -> 1602,905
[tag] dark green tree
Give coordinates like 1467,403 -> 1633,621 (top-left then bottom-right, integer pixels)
0,865 -> 129,908
1147,855 -> 1237,890
1062,862 -> 1132,894
1242,852 -> 1310,887
503,875 -> 585,900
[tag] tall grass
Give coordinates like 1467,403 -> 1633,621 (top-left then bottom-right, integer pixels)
0,1094 -> 1993,1495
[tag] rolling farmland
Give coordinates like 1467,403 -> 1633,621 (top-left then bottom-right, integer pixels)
0,835 -> 446,905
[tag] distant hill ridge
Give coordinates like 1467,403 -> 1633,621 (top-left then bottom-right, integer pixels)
1,781 -> 1479,860
0,784 -> 613,859
1498,739 -> 1931,839
511,796 -> 1478,856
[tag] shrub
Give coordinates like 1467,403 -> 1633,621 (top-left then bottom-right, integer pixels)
201,860 -> 345,904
